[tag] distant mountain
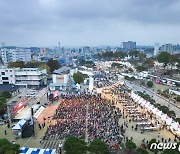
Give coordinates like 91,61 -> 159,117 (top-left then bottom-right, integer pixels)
1,46 -> 17,49
29,47 -> 40,50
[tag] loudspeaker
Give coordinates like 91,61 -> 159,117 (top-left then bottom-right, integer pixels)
21,124 -> 34,138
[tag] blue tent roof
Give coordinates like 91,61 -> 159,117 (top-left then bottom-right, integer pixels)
20,147 -> 56,154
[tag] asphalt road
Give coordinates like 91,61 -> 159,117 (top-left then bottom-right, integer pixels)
119,79 -> 180,118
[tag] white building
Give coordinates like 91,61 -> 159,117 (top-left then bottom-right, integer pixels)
49,66 -> 71,91
0,48 -> 31,64
0,67 -> 47,87
0,68 -> 16,84
160,44 -> 174,54
154,42 -> 160,56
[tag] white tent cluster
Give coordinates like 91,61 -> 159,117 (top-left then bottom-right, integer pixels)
20,147 -> 56,154
131,91 -> 180,137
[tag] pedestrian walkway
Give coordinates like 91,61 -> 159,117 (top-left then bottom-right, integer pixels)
85,101 -> 89,143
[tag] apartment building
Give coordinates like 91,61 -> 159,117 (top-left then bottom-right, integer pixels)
0,48 -> 31,64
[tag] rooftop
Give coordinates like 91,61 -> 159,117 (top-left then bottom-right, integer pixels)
0,84 -> 20,93
53,66 -> 71,75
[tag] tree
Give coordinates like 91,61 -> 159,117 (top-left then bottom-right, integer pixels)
0,97 -> 6,111
136,147 -> 149,154
89,139 -> 109,154
125,141 -> 137,152
143,58 -> 154,68
169,54 -> 179,69
39,64 -> 50,74
162,149 -> 179,154
157,52 -> 171,68
167,110 -> 176,118
147,139 -> 159,153
147,81 -> 153,87
1,92 -> 12,99
46,58 -> 61,74
111,63 -> 123,68
129,50 -> 139,59
0,139 -> 20,154
176,118 -> 180,123
84,61 -> 95,68
8,61 -> 25,68
159,105 -> 169,113
64,136 -> 87,154
136,65 -> 147,72
24,61 -> 46,68
176,59 -> 180,70
137,53 -> 146,61
176,96 -> 180,102
73,72 -> 84,84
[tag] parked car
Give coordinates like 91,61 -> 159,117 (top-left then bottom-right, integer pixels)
0,119 -> 6,125
167,81 -> 176,87
26,90 -> 36,96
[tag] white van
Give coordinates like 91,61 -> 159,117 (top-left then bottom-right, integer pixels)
167,81 -> 176,87
26,90 -> 36,96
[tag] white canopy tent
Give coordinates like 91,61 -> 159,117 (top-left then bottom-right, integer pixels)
138,98 -> 144,105
147,104 -> 154,111
161,114 -> 167,121
135,96 -> 141,103
12,119 -> 26,130
145,102 -> 150,109
141,100 -> 146,106
129,93 -> 180,136
156,110 -> 162,117
170,122 -> 179,130
152,107 -> 158,114
166,117 -> 173,125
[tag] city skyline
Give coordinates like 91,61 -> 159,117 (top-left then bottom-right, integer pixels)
0,0 -> 180,47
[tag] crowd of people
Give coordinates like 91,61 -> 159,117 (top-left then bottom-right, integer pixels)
87,95 -> 122,149
43,93 -> 87,140
43,93 -> 123,150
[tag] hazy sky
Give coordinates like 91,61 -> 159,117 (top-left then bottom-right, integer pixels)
0,0 -> 180,47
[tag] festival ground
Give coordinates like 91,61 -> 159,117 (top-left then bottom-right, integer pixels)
0,90 -> 176,152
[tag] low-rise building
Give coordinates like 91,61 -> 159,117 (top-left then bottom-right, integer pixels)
0,67 -> 47,88
49,66 -> 71,91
